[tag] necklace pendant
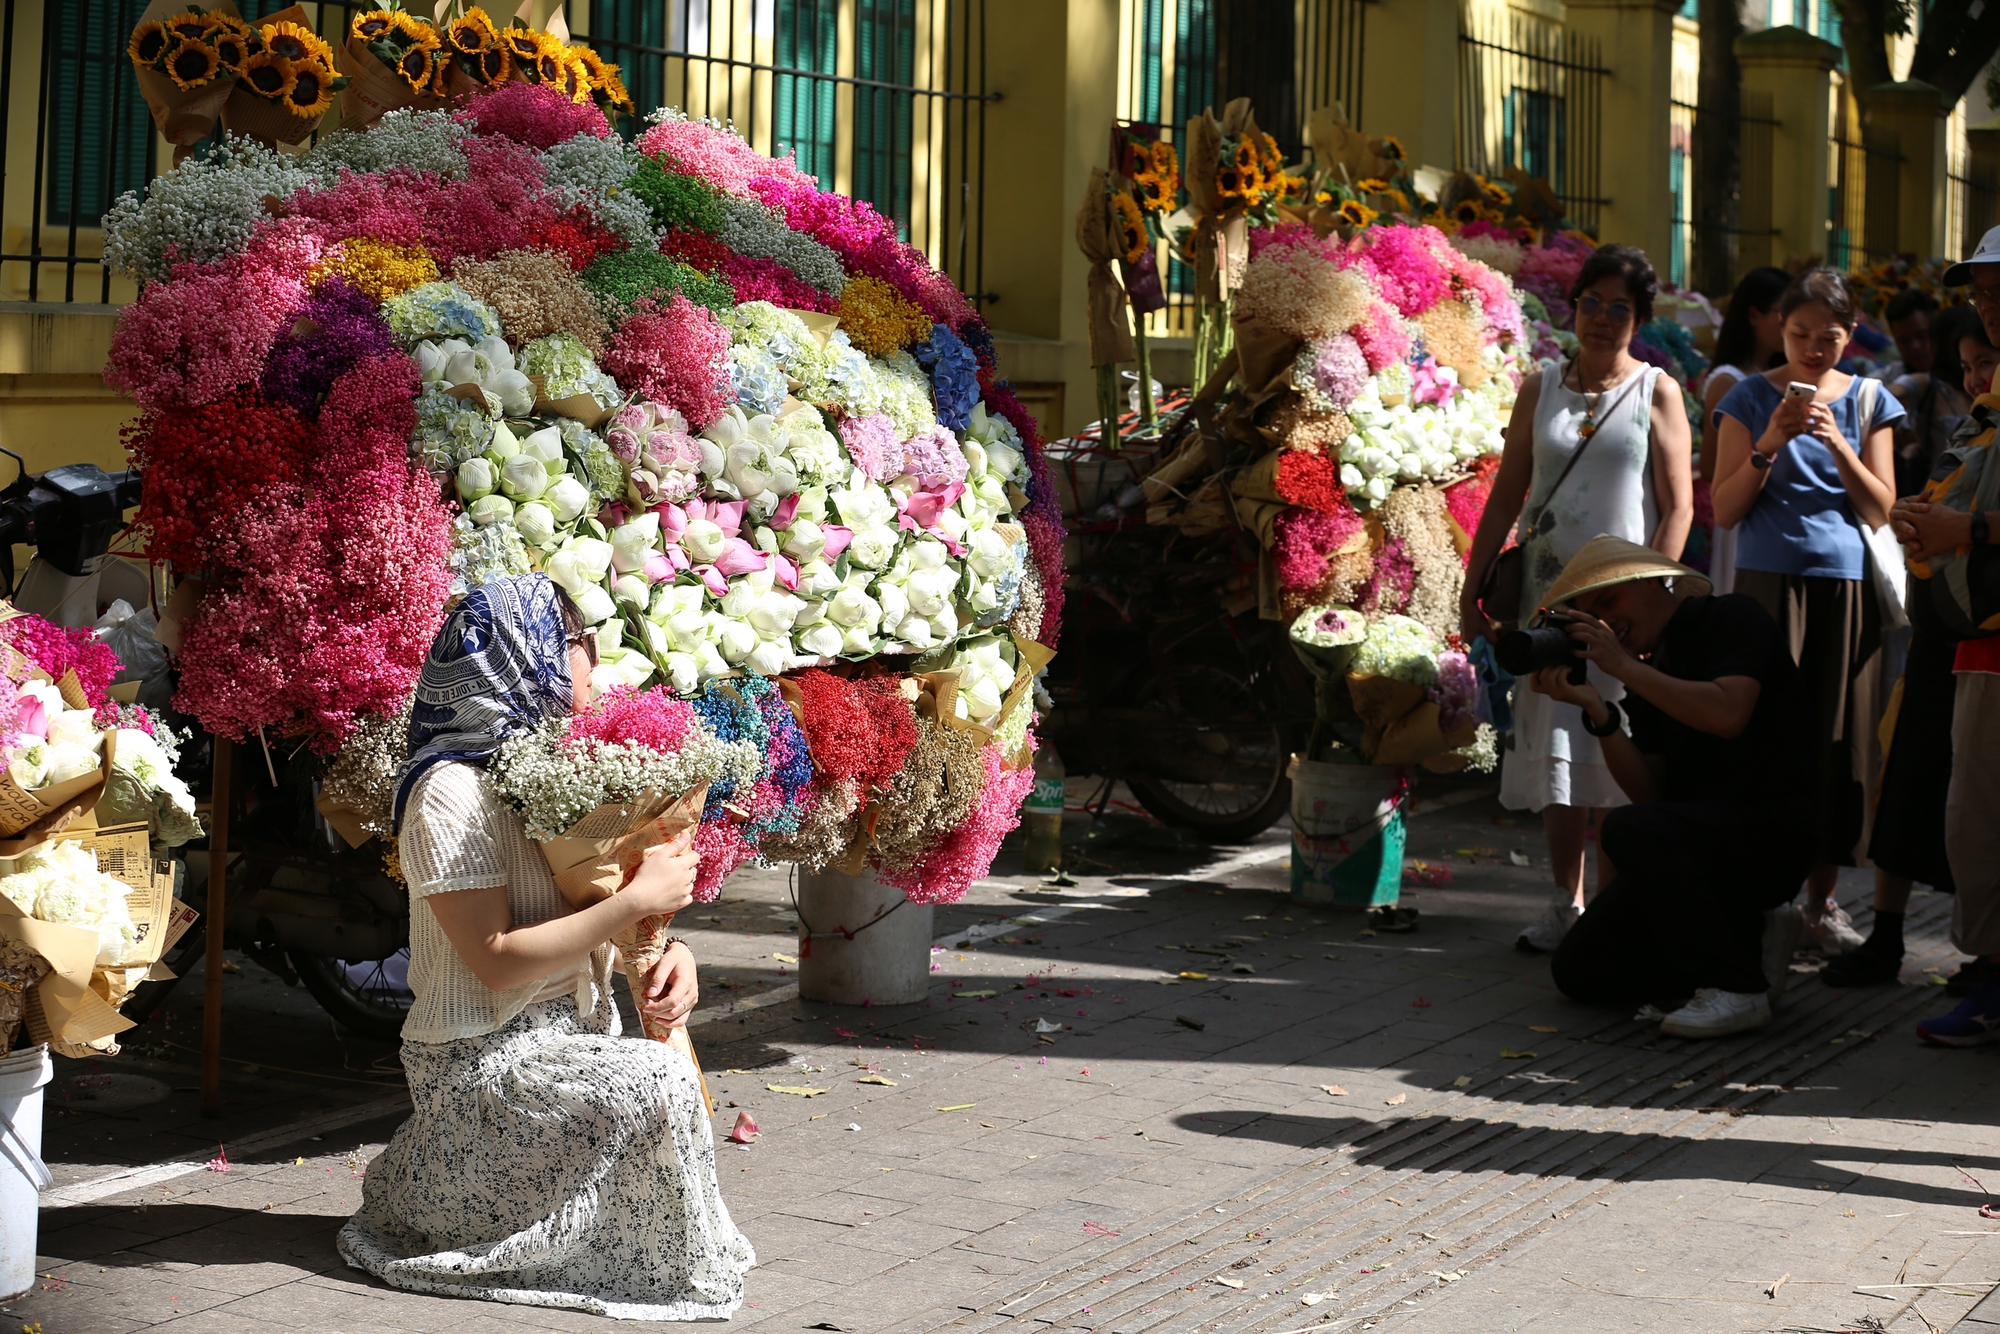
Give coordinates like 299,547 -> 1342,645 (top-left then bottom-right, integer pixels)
1577,422 -> 1596,439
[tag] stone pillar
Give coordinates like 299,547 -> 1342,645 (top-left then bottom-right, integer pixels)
1962,124 -> 2000,257
1735,26 -> 1842,269
1564,0 -> 1681,266
1865,81 -> 1950,260
1359,0 -> 1459,171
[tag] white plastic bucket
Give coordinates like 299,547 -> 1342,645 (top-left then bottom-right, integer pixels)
1289,759 -> 1409,908
0,1044 -> 52,1299
795,870 -> 935,1006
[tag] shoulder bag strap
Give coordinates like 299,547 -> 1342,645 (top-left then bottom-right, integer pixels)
1520,361 -> 1607,539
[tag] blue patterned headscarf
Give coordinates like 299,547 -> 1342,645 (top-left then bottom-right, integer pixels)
393,574 -> 574,830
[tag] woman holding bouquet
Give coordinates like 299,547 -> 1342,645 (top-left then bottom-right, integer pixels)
338,574 -> 755,1320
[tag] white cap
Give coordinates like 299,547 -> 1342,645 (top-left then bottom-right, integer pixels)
1943,225 -> 2000,286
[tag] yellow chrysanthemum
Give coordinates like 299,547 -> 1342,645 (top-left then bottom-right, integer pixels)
311,238 -> 441,302
163,39 -> 220,91
128,20 -> 171,67
835,274 -> 934,356
241,49 -> 295,99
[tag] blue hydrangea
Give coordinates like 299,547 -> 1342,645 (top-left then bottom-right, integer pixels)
914,324 -> 981,432
381,282 -> 501,347
728,343 -> 788,416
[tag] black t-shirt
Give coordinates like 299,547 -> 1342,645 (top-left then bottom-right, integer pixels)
1623,594 -> 1813,806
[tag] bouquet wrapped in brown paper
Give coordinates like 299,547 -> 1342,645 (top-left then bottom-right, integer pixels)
127,1 -> 251,159
219,6 -> 345,149
336,7 -> 450,132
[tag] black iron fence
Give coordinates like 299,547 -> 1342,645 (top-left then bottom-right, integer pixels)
1455,6 -> 1605,233
1667,94 -> 1780,288
1951,164 -> 2000,262
0,0 -> 995,307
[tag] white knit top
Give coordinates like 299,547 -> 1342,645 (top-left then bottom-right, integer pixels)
398,761 -> 615,1044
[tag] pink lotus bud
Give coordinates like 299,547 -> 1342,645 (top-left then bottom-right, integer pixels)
819,523 -> 853,560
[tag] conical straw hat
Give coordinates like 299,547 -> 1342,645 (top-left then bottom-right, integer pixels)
1542,533 -> 1712,607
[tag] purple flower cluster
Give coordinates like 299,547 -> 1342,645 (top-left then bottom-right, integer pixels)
260,279 -> 396,419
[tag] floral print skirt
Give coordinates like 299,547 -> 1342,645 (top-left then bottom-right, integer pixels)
338,994 -> 755,1321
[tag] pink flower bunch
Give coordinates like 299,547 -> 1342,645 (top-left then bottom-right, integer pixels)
1312,334 -> 1369,408
1350,300 -> 1412,373
981,380 -> 1065,642
749,177 -> 972,328
718,253 -> 836,312
1249,222 -> 1328,261
406,136 -> 555,267
565,685 -> 698,751
0,615 -> 120,709
176,468 -> 453,748
1441,456 -> 1499,563
1357,535 -> 1415,615
690,819 -> 756,901
897,424 -> 968,482
459,80 -> 610,150
879,742 -> 1036,905
1430,234 -> 1525,345
104,219 -> 324,410
1346,224 -> 1450,318
638,118 -> 815,197
313,354 -> 422,486
600,293 -> 732,429
839,413 -> 899,481
1274,505 -> 1364,591
284,169 -> 428,248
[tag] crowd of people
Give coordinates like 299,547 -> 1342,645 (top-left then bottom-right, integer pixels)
1463,226 -> 2000,1044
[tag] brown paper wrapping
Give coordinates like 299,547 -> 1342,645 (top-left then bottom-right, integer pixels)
336,30 -> 446,133
219,5 -> 326,148
1229,451 -> 1287,550
1369,700 -> 1477,767
314,793 -> 375,850
132,0 -> 246,149
1229,310 -> 1302,405
0,729 -> 115,840
1074,168 -> 1136,368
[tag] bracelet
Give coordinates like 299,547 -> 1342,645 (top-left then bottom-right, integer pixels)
1581,700 -> 1623,737
660,936 -> 689,955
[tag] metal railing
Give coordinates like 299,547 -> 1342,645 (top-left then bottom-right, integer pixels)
1455,6 -> 1605,233
1667,95 -> 1781,288
0,0 -> 995,308
1948,166 -> 1999,262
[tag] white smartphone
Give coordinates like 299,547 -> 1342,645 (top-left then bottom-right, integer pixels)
1784,381 -> 1816,403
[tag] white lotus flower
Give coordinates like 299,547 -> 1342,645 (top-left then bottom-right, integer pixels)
544,475 -> 590,524
513,502 -> 557,547
519,425 -> 565,465
500,454 -> 549,502
469,494 -> 515,526
795,622 -> 843,657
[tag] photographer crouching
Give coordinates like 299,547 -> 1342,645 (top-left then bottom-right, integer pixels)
1506,535 -> 1816,1038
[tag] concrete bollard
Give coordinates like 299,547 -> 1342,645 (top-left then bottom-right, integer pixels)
795,869 -> 933,1006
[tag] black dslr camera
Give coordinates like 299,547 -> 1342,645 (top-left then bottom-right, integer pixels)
1496,610 -> 1589,685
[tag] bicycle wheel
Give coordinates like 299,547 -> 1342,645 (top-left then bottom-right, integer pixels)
289,948 -> 414,1041
1125,661 -> 1291,841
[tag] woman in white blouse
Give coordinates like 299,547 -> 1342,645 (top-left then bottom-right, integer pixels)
339,574 -> 755,1321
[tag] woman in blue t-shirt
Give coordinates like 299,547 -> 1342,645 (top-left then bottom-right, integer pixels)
1712,268 -> 1902,956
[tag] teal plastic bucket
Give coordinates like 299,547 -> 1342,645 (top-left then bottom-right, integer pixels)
1289,759 -> 1409,908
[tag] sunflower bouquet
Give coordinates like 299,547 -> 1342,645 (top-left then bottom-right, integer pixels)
222,6 -> 346,147
341,6 -> 451,128
127,2 -> 253,150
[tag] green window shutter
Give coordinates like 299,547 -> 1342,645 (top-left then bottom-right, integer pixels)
854,0 -> 913,239
45,1 -> 154,228
777,0 -> 839,183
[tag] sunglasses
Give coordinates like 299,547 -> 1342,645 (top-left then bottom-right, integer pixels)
1577,294 -> 1634,324
566,629 -> 599,668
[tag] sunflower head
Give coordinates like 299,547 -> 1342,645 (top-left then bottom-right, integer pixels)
1110,191 -> 1146,262
1482,182 -> 1509,208
559,49 -> 593,102
164,11 -> 218,43
212,31 -> 248,71
477,45 -> 513,83
504,27 -> 542,63
535,49 -> 566,85
1355,177 -> 1388,193
286,60 -> 336,118
1379,135 -> 1407,162
388,13 -> 436,44
397,45 -> 436,92
601,67 -> 634,113
1451,198 -> 1484,223
448,9 -> 501,55
164,39 -> 220,90
241,49 -> 294,98
429,54 -> 452,97
1217,164 -> 1245,198
129,20 -> 171,67
261,20 -> 330,65
352,10 -> 397,43
1135,171 -> 1170,212
1232,139 -> 1256,171
1337,199 -> 1378,228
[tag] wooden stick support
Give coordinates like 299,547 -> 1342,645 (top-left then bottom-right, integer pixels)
201,738 -> 231,1118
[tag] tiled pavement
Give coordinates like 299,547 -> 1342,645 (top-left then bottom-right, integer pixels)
10,780 -> 2000,1333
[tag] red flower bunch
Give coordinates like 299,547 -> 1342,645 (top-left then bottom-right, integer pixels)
122,388 -> 314,572
1275,450 -> 1351,515
283,169 -> 428,249
656,229 -> 734,272
564,685 -> 698,751
527,205 -> 627,271
406,136 -> 556,267
458,79 -> 611,151
719,253 -> 837,312
313,353 -> 422,487
0,615 -> 121,709
1441,453 -> 1502,565
600,293 -> 732,429
790,669 -> 919,795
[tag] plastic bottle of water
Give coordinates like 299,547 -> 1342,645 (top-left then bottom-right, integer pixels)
1020,746 -> 1066,875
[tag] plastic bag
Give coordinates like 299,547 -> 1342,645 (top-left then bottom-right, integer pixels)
94,601 -> 168,686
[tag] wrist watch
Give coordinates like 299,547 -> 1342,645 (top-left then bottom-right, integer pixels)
1581,700 -> 1623,737
1974,510 -> 1991,547
1749,450 -> 1772,471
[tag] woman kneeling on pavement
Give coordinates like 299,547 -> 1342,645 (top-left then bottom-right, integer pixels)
1531,536 -> 1816,1038
337,573 -> 756,1319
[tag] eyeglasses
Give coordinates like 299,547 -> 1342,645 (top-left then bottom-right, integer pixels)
566,629 -> 599,667
1969,285 -> 2000,310
1577,294 -> 1634,324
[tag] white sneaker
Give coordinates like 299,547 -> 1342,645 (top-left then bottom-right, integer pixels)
1762,905 -> 1803,1009
1802,901 -> 1865,956
1516,899 -> 1582,954
1658,988 -> 1773,1039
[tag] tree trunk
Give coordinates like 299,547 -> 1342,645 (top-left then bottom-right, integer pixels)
1690,0 -> 1743,295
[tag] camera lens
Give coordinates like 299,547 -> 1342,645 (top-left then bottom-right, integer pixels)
1495,623 -> 1582,677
